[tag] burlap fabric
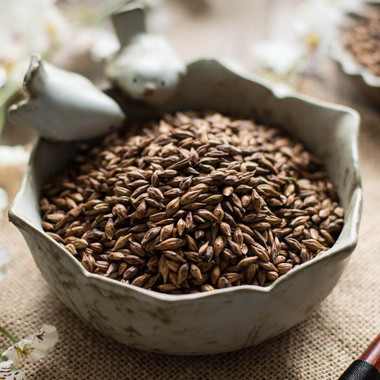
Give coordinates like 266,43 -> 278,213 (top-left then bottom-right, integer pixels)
0,97 -> 379,379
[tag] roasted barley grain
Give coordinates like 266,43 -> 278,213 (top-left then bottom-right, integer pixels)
41,112 -> 344,293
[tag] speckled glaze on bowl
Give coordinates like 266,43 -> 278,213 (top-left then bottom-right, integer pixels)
9,59 -> 362,355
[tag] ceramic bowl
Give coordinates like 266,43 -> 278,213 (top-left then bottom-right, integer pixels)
9,59 -> 362,355
330,3 -> 380,104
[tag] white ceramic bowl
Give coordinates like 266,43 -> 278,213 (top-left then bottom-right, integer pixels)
9,59 -> 362,355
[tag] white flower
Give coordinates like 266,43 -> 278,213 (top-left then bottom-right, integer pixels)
0,360 -> 25,380
0,0 -> 69,84
251,40 -> 304,75
250,0 -> 353,77
0,247 -> 11,281
0,146 -> 29,167
292,0 -> 342,56
3,325 -> 58,367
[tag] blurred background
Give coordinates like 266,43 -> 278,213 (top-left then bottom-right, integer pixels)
0,0 -> 372,133
0,0 -> 368,88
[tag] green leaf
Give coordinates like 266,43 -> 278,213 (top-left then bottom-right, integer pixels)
0,325 -> 18,343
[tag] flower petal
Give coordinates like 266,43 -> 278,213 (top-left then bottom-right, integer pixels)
0,360 -> 26,380
0,146 -> 29,167
28,324 -> 59,362
251,40 -> 303,75
2,346 -> 22,367
3,324 -> 58,365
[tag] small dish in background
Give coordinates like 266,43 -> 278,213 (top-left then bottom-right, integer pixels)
330,3 -> 380,104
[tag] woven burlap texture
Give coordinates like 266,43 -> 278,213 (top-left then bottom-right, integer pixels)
0,105 -> 379,380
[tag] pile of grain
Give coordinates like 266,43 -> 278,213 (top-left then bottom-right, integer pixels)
40,112 -> 344,294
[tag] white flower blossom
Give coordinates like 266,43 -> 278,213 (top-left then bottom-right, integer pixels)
252,39 -> 304,75
251,0 -> 365,78
0,360 -> 25,380
0,0 -> 69,84
0,146 -> 29,167
3,325 -> 58,367
0,247 -> 11,281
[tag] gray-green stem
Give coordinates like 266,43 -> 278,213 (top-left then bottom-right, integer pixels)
0,326 -> 18,343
